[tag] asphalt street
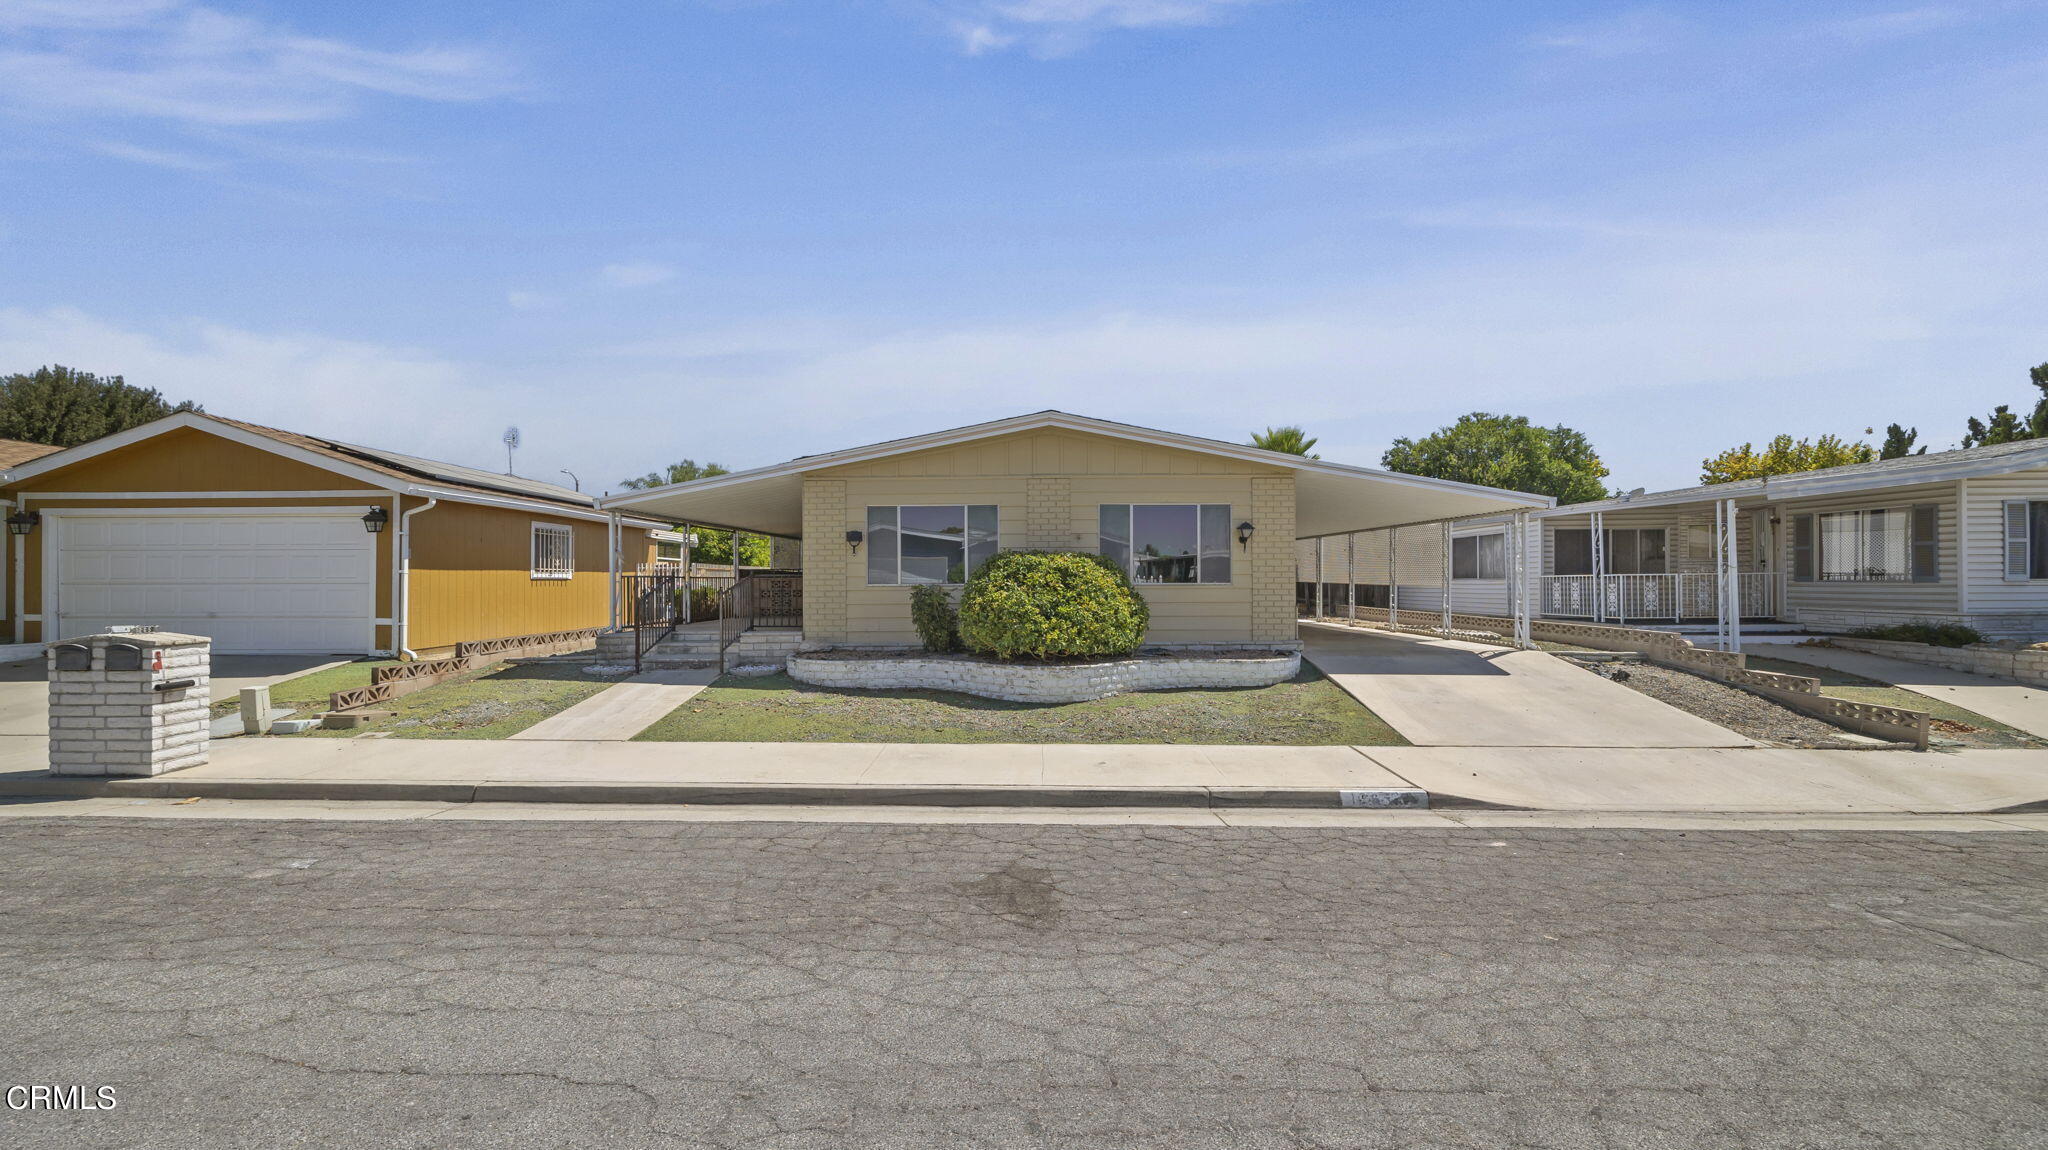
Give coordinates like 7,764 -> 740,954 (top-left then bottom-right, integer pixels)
1,816 -> 2043,1149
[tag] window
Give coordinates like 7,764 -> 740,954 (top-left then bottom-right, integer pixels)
2002,501 -> 2048,581
1099,504 -> 1232,584
1797,506 -> 1939,582
531,523 -> 575,579
1451,533 -> 1506,580
865,505 -> 997,585
1550,528 -> 1666,575
654,538 -> 685,563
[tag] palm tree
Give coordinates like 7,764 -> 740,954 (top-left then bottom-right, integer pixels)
1250,426 -> 1319,458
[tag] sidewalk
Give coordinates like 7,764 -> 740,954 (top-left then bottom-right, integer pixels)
1,736 -> 2040,813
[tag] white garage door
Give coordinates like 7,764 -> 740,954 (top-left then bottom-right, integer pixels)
54,512 -> 375,654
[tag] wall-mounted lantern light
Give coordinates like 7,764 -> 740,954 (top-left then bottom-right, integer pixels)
845,529 -> 864,554
1236,520 -> 1255,549
361,506 -> 390,534
6,510 -> 40,537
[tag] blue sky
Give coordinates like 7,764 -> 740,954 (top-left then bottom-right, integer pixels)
2,0 -> 2045,494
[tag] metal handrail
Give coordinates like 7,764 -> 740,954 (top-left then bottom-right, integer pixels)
716,571 -> 803,673
620,568 -> 684,673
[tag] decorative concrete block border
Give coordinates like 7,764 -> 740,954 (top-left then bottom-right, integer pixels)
787,651 -> 1300,704
1833,637 -> 2048,690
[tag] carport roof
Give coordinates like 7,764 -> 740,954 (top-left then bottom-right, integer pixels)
596,410 -> 1553,538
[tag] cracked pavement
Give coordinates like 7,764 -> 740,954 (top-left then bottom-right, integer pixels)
1,818 -> 2044,1148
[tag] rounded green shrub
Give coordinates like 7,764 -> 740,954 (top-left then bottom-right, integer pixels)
908,584 -> 960,653
956,550 -> 1150,660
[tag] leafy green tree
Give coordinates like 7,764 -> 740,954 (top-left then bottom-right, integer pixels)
687,527 -> 771,568
1962,363 -> 2048,447
1381,413 -> 1610,504
1250,426 -> 1319,457
618,459 -> 729,489
1878,424 -> 1925,459
0,365 -> 200,447
1700,434 -> 1874,484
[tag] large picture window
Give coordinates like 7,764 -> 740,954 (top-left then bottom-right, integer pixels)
1451,533 -> 1505,580
1795,505 -> 1938,583
1099,504 -> 1232,584
1551,528 -> 1667,575
865,505 -> 998,585
531,523 -> 575,580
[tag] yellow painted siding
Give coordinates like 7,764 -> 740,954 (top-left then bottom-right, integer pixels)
805,430 -> 1296,647
12,427 -> 370,493
404,499 -> 645,653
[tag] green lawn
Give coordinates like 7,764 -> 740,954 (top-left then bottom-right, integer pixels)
1746,653 -> 2047,749
633,665 -> 1407,745
210,659 -> 403,721
300,662 -> 609,739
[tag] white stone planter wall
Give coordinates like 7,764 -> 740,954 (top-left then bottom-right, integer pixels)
786,651 -> 1300,704
1833,638 -> 2048,688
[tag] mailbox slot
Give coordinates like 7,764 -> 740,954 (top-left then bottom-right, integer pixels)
52,643 -> 91,672
104,643 -> 145,671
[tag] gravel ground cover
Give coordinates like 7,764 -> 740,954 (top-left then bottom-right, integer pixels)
1566,657 -> 1902,749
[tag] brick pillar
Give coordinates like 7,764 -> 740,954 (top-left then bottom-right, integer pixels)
801,478 -> 849,645
1249,475 -> 1298,644
47,632 -> 211,777
1025,477 -> 1072,550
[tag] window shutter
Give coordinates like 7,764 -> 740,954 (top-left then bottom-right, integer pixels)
2005,500 -> 2031,582
1791,514 -> 1814,582
1910,504 -> 1939,583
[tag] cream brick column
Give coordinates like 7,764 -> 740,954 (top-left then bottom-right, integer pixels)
1024,477 -> 1072,550
47,632 -> 211,777
800,478 -> 849,646
1249,475 -> 1298,643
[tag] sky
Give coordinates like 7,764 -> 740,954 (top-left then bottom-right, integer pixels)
1,0 -> 2045,495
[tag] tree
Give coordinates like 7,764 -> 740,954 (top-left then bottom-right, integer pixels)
1699,433 -> 1874,484
688,527 -> 771,568
618,459 -> 729,490
1250,426 -> 1319,458
0,365 -> 200,447
1381,412 -> 1610,504
1878,424 -> 1925,459
1962,363 -> 2048,447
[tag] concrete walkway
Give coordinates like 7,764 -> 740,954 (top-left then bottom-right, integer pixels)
1757,644 -> 2048,740
1301,622 -> 1755,748
509,668 -> 717,741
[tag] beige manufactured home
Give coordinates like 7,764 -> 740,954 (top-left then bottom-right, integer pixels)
599,411 -> 1549,655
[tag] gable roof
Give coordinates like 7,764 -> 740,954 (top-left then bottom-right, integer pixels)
0,412 -> 665,527
1545,436 -> 2048,515
0,438 -> 61,470
597,410 -> 1554,538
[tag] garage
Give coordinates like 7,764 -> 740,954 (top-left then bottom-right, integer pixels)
49,510 -> 376,654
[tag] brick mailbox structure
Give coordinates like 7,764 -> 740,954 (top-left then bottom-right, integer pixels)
47,632 -> 211,777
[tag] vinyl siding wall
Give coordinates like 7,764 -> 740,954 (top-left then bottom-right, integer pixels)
800,429 -> 1296,647
1956,469 -> 2048,637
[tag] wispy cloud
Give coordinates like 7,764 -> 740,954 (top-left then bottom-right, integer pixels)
934,0 -> 1271,56
1532,8 -> 1686,57
85,138 -> 220,170
0,1 -> 516,127
601,262 -> 678,288
1824,6 -> 1969,42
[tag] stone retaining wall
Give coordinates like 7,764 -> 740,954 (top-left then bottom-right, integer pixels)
787,651 -> 1300,704
1833,637 -> 2048,689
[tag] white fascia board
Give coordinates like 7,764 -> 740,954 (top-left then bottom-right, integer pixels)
406,484 -> 664,528
597,411 -> 1555,511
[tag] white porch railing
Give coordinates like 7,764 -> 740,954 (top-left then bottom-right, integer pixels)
1540,573 -> 1784,621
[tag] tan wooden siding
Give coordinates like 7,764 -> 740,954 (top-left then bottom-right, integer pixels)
404,499 -> 644,653
11,427 -> 369,494
805,431 -> 1294,647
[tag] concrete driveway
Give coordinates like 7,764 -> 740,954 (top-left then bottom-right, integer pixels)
0,654 -> 350,737
1301,622 -> 1754,748
1756,642 -> 2048,740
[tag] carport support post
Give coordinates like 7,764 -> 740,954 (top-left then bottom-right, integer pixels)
1512,511 -> 1532,649
1346,534 -> 1357,623
1388,527 -> 1399,627
1313,537 -> 1324,620
1440,520 -> 1452,637
1591,510 -> 1605,623
607,512 -> 621,631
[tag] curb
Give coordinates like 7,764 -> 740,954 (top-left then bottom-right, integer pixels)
0,776 -> 1434,810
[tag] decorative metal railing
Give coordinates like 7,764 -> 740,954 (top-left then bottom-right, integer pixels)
1540,572 -> 1783,622
717,572 -> 803,672
620,568 -> 685,673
